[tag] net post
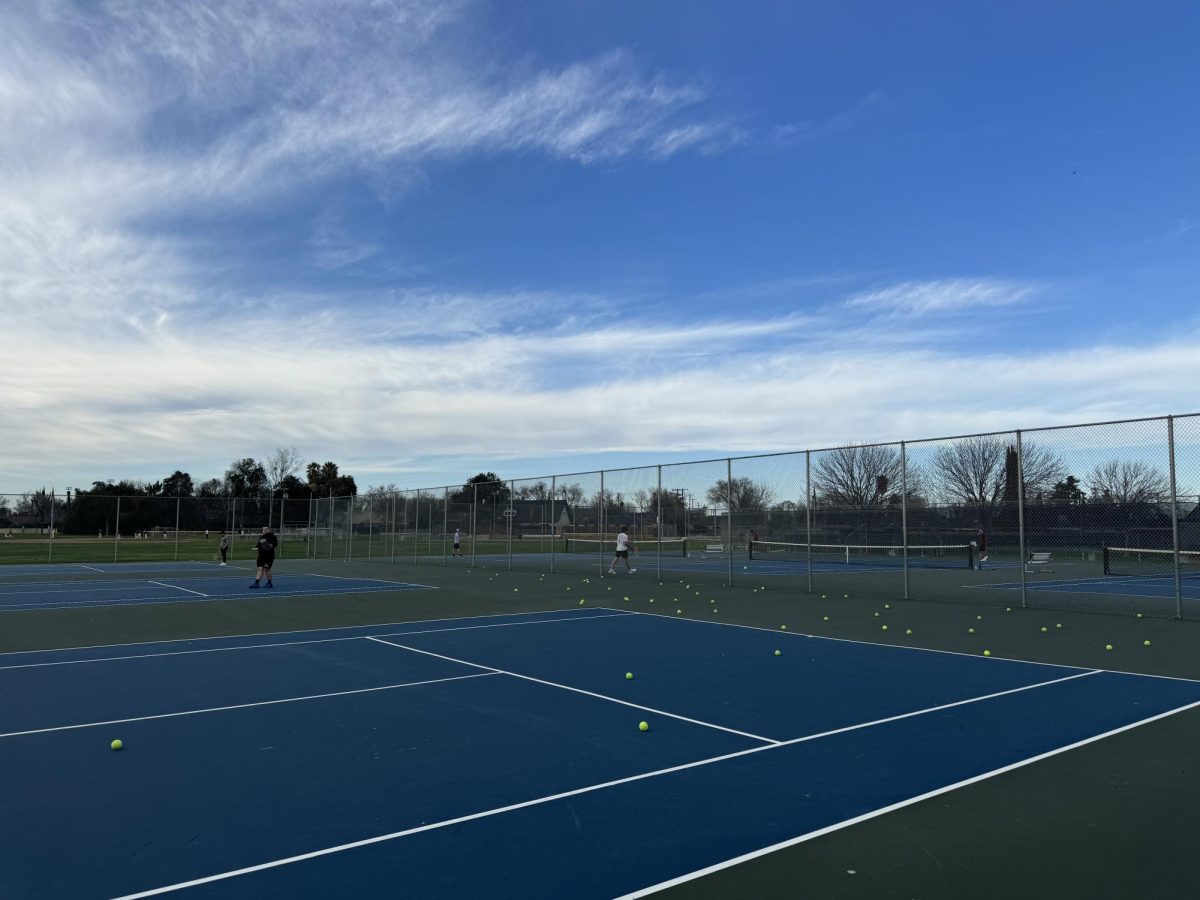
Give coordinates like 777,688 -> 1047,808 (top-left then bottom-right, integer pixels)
1016,430 -> 1027,609
656,465 -> 663,583
174,496 -> 181,562
1168,415 -> 1183,620
805,451 -> 812,593
901,441 -> 909,601
727,458 -> 734,586
114,494 -> 121,563
549,477 -> 558,574
471,483 -> 478,567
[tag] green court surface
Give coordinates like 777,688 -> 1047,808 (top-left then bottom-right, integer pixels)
4,555 -> 1200,898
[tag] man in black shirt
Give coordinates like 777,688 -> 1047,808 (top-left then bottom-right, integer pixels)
249,526 -> 279,588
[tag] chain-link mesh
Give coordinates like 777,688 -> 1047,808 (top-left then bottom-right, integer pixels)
657,459 -> 730,586
1175,414 -> 1200,618
509,476 -> 556,572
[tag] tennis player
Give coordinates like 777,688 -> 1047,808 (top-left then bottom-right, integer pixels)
976,527 -> 988,569
218,532 -> 230,566
608,526 -> 637,575
453,528 -> 463,558
249,526 -> 278,588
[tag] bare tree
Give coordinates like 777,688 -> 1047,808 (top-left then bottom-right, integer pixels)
514,481 -> 550,500
558,482 -> 585,505
264,446 -> 304,490
929,436 -> 1064,523
811,444 -> 903,509
1086,460 -> 1170,505
705,477 -> 776,511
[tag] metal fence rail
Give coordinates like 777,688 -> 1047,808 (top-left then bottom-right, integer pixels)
3,413 -> 1197,618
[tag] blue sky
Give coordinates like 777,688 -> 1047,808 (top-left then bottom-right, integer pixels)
1,0 -> 1198,494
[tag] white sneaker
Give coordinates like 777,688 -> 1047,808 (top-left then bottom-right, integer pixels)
608,569 -> 616,575
629,568 -> 637,574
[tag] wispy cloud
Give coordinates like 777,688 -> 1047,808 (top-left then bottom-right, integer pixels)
844,278 -> 1041,316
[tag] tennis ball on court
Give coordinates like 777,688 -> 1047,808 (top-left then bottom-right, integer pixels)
1105,644 -> 1113,651
566,587 -> 571,591
968,627 -> 975,634
607,587 -> 612,591
884,604 -> 890,609
843,593 -> 849,599
781,625 -> 787,630
774,649 -> 781,656
743,566 -> 748,570
1055,623 -> 1062,629
976,615 -> 983,621
823,616 -> 829,621
513,588 -> 518,592
1006,607 -> 1012,612
626,672 -> 633,680
1041,626 -> 1048,633
623,596 -> 629,601
1136,613 -> 1143,619
649,598 -> 654,603
905,629 -> 912,635
873,611 -> 879,617
676,609 -> 682,614
881,625 -> 888,631
639,721 -> 649,732
110,739 -> 123,751
1144,640 -> 1151,647
579,599 -> 585,606
983,650 -> 991,657
821,594 -> 826,599
710,599 -> 715,604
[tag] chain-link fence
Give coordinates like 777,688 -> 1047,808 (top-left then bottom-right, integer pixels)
5,413 -> 1198,617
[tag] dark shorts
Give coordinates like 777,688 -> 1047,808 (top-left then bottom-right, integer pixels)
453,542 -> 461,549
257,553 -> 275,568
614,549 -> 628,558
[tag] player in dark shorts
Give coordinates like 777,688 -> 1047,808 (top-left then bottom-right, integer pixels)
975,527 -> 988,570
249,526 -> 279,588
453,528 -> 463,557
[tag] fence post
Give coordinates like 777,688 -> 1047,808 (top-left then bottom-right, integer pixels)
508,481 -> 515,571
174,496 -> 181,562
805,451 -> 812,594
442,488 -> 449,566
1168,416 -> 1183,620
113,495 -> 121,563
471,484 -> 478,567
48,490 -> 55,564
550,477 -> 557,574
1016,430 -> 1027,609
901,441 -> 909,601
657,465 -> 663,583
599,470 -> 606,574
727,458 -> 734,586
328,490 -> 334,560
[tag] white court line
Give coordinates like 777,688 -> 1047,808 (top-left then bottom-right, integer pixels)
0,613 -> 633,671
148,581 -> 209,598
0,672 -> 498,739
0,606 -> 621,659
110,668 -> 1103,899
0,584 -> 430,614
80,565 -> 105,573
370,636 -> 782,745
604,606 -> 1200,686
619,694 -> 1200,897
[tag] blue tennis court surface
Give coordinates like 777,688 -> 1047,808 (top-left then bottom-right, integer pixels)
0,572 -> 433,612
2,608 -> 1198,898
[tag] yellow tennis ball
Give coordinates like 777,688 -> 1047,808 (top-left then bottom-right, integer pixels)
905,629 -> 912,635
579,599 -> 585,605
968,627 -> 975,634
626,672 -> 633,680
881,625 -> 888,631
110,739 -> 123,751
1006,607 -> 1012,612
821,594 -> 826,599
676,609 -> 682,615
774,649 -> 782,656
1144,640 -> 1151,647
1056,623 -> 1062,629
843,593 -> 849,599
1105,644 -> 1113,651
713,608 -> 718,613
884,604 -> 890,609
823,616 -> 829,621
873,612 -> 880,617
780,625 -> 787,630
983,650 -> 991,657
976,615 -> 983,621
638,721 -> 648,732
1041,626 -> 1047,632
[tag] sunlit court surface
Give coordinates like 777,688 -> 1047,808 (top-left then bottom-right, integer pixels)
3,557 -> 1200,899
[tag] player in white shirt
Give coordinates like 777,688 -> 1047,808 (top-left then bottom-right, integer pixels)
608,526 -> 637,575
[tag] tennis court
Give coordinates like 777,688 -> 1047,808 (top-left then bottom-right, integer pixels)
3,602 -> 1199,899
0,563 -> 432,613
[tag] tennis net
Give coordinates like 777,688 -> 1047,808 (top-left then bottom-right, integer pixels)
563,537 -> 687,557
1103,546 -> 1200,578
749,541 -> 974,569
